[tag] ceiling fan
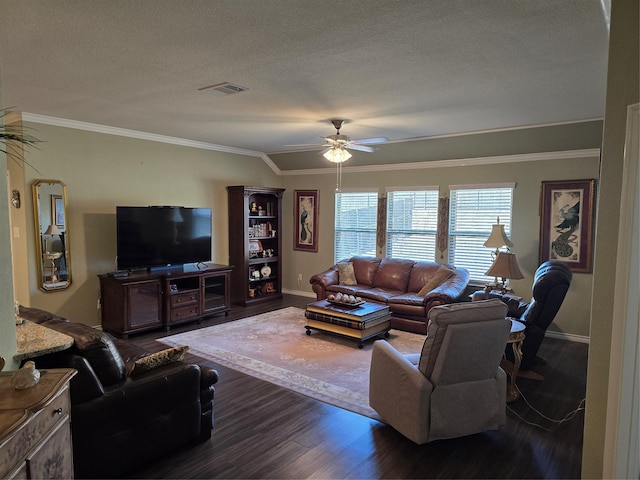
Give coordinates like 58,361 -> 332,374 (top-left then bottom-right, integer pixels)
288,120 -> 389,163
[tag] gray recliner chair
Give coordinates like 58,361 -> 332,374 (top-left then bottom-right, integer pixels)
369,299 -> 511,444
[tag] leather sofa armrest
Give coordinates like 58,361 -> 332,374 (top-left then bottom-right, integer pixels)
31,351 -> 105,404
199,364 -> 219,387
482,291 -> 529,319
310,267 -> 339,299
422,268 -> 469,302
310,267 -> 339,287
197,364 -> 218,440
68,355 -> 107,403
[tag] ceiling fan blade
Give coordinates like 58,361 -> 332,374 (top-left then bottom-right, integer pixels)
346,144 -> 377,153
284,143 -> 326,147
351,136 -> 389,145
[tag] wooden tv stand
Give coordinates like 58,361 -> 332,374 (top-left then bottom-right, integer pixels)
99,263 -> 232,338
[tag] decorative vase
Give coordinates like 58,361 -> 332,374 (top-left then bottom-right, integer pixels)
260,264 -> 271,278
11,361 -> 41,390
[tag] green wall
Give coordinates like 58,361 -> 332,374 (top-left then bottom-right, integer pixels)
8,120 -> 600,341
16,122 -> 282,325
281,152 -> 599,338
0,78 -> 20,370
583,0 -> 639,476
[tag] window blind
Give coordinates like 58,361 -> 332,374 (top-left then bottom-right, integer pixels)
449,186 -> 514,282
334,191 -> 378,263
386,189 -> 438,261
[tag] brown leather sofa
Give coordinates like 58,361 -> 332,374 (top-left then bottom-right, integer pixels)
310,256 -> 469,334
18,306 -> 218,479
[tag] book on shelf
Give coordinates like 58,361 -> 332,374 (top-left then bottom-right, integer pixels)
305,299 -> 390,321
304,310 -> 391,330
305,318 -> 391,339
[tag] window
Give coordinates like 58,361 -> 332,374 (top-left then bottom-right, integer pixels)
386,188 -> 439,261
334,191 -> 378,263
448,184 -> 515,282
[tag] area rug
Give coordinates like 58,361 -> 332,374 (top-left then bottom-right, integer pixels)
158,306 -> 426,419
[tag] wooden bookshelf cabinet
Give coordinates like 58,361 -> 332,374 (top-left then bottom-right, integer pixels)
99,264 -> 232,337
227,186 -> 285,306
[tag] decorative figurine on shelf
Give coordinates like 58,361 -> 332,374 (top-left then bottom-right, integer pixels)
258,205 -> 265,216
260,263 -> 272,278
12,361 -> 41,390
250,202 -> 258,215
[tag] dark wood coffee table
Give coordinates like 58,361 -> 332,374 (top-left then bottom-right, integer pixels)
304,299 -> 391,348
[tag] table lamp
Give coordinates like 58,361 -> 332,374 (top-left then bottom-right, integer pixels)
483,216 -> 513,253
43,224 -> 61,252
485,251 -> 524,293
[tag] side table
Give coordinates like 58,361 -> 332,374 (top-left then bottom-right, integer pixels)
505,318 -> 525,403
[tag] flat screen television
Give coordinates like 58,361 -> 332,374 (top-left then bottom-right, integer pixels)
116,206 -> 212,271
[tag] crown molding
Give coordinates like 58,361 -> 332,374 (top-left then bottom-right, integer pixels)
19,112 -> 599,176
21,112 -> 265,158
277,148 -> 601,176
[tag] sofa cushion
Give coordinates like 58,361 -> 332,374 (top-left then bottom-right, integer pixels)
407,262 -> 448,293
350,256 -> 382,286
130,346 -> 189,376
337,262 -> 357,285
326,284 -> 360,296
417,265 -> 455,296
388,292 -> 426,306
373,258 -> 415,291
355,287 -> 402,303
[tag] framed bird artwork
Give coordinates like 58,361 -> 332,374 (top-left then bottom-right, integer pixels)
539,179 -> 596,272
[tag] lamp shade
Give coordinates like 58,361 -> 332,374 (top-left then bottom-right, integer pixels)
323,147 -> 352,163
483,217 -> 514,249
44,224 -> 61,235
485,251 -> 524,280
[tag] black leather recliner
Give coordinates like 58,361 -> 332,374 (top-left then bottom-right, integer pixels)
517,261 -> 572,369
480,261 -> 572,371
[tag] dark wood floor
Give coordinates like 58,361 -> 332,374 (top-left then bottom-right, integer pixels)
126,294 -> 587,479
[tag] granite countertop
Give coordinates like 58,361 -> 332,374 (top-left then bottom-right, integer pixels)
14,321 -> 74,362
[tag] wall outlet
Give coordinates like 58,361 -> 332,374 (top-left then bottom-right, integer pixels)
297,273 -> 303,281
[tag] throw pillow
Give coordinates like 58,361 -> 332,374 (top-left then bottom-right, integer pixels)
130,345 -> 189,376
417,266 -> 454,296
337,262 -> 357,286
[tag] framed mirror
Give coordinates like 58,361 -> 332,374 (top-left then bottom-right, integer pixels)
32,180 -> 71,291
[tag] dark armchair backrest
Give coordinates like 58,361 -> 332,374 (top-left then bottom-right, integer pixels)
522,261 -> 572,330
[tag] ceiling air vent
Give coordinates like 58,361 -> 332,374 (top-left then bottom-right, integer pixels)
198,82 -> 249,96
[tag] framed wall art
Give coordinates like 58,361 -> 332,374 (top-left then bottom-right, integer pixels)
51,194 -> 65,227
539,179 -> 596,273
294,190 -> 318,252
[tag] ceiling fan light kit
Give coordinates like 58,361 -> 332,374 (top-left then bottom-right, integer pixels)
286,119 -> 388,160
285,119 -> 389,191
323,146 -> 352,163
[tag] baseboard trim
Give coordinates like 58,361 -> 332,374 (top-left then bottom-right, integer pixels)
282,288 -> 316,298
546,330 -> 590,344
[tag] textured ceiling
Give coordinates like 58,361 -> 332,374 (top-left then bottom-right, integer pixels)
0,0 -> 609,165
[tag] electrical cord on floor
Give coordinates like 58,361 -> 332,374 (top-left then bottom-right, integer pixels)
507,384 -> 586,432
